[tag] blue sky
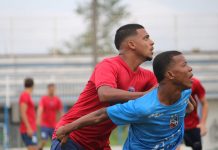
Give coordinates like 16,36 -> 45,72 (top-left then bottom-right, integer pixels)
0,0 -> 218,54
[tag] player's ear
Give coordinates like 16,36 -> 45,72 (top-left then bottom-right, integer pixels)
127,39 -> 136,50
166,71 -> 175,80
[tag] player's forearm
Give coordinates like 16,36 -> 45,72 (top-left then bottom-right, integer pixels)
200,98 -> 208,124
21,111 -> 31,129
36,108 -> 42,125
186,101 -> 195,114
64,108 -> 109,134
98,86 -> 145,103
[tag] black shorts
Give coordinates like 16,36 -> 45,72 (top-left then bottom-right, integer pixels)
184,128 -> 202,150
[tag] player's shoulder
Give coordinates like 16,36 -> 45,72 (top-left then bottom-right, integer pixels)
20,91 -> 30,98
19,91 -> 30,103
134,88 -> 158,113
182,89 -> 192,98
54,96 -> 62,101
191,77 -> 203,88
40,95 -> 49,102
139,67 -> 155,77
96,56 -> 120,69
41,95 -> 48,99
192,77 -> 201,83
139,67 -> 153,74
100,56 -> 120,64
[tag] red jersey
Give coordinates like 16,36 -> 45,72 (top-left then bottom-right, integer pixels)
39,96 -> 63,128
185,77 -> 206,129
53,56 -> 157,150
19,91 -> 36,133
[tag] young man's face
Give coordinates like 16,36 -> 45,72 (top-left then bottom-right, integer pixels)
130,28 -> 154,61
170,54 -> 193,89
48,85 -> 56,96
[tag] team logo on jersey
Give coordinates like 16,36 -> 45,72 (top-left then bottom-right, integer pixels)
169,114 -> 179,128
128,86 -> 135,92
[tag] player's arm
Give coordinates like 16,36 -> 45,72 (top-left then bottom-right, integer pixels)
98,86 -> 148,103
195,78 -> 208,136
56,99 -> 64,121
198,96 -> 208,136
96,61 -> 157,103
57,98 -> 143,144
56,108 -> 109,143
36,105 -> 43,126
20,103 -> 33,136
199,96 -> 208,125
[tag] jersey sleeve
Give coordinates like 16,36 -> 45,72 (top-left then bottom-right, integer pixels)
94,60 -> 118,89
193,78 -> 206,101
19,93 -> 29,105
106,98 -> 145,125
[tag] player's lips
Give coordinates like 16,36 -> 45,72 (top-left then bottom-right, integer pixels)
150,47 -> 154,53
189,74 -> 193,83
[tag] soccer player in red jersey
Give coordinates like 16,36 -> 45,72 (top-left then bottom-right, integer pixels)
37,83 -> 63,150
183,77 -> 208,150
51,24 -> 157,150
19,78 -> 37,150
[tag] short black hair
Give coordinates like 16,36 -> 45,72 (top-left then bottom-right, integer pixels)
114,24 -> 144,50
47,83 -> 55,88
24,78 -> 34,88
153,51 -> 182,83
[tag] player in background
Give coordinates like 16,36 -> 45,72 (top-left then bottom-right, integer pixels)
51,23 -> 157,150
178,77 -> 208,150
56,51 -> 195,150
37,83 -> 63,150
19,78 -> 38,150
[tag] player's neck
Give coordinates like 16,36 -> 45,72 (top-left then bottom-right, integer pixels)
48,94 -> 55,97
119,53 -> 144,72
25,88 -> 32,94
158,83 -> 182,106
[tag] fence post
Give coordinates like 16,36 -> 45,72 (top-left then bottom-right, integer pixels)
4,76 -> 10,150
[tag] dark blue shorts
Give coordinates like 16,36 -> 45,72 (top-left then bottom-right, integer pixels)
21,132 -> 38,146
40,126 -> 54,140
50,138 -> 84,150
184,128 -> 202,150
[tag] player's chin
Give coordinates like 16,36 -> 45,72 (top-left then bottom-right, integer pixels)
184,81 -> 193,89
146,53 -> 153,61
146,56 -> 153,61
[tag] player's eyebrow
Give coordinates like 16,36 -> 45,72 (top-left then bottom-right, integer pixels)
183,61 -> 187,65
143,34 -> 150,39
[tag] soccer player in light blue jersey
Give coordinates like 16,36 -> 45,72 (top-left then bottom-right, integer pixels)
56,51 -> 195,150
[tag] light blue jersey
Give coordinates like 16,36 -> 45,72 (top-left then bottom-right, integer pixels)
107,88 -> 191,150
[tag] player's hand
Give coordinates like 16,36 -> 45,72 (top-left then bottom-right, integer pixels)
186,96 -> 197,114
197,123 -> 207,136
27,127 -> 33,137
56,126 -> 69,145
189,96 -> 197,109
